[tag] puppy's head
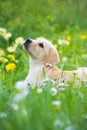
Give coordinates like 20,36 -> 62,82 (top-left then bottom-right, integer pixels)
23,37 -> 60,65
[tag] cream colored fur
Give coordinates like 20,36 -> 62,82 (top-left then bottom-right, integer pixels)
17,37 -> 87,87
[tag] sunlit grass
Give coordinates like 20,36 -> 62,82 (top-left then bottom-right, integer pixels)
0,27 -> 87,130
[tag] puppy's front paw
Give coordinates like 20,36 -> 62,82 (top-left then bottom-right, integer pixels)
15,81 -> 28,91
14,81 -> 29,102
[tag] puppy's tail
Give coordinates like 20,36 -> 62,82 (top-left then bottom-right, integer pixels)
77,67 -> 87,81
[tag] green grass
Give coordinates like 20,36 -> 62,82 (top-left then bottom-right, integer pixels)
0,0 -> 87,130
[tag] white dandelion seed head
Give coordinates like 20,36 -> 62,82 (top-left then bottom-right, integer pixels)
58,83 -> 65,87
50,87 -> 57,96
37,88 -> 43,94
43,78 -> 55,84
52,100 -> 61,106
54,119 -> 61,127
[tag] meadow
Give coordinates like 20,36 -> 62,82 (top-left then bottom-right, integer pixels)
0,0 -> 87,130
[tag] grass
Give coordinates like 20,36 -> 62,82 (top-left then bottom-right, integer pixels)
0,0 -> 87,130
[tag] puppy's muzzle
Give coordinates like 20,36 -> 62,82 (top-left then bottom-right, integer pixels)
23,38 -> 32,50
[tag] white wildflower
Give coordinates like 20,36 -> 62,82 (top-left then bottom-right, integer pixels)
0,28 -> 12,40
51,79 -> 56,84
0,27 -> 7,35
54,119 -> 62,127
7,44 -> 17,52
4,32 -> 12,40
0,112 -> 7,118
58,39 -> 70,46
57,82 -> 66,91
37,88 -> 42,94
0,48 -> 5,57
58,87 -> 65,91
58,82 -> 66,87
0,57 -> 8,63
52,100 -> 61,106
15,37 -> 24,45
62,57 -> 68,62
43,78 -> 55,84
50,87 -> 57,96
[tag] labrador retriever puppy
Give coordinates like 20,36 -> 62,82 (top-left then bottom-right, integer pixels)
22,37 -> 87,87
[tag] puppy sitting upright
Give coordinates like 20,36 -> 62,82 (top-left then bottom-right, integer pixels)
23,38 -> 61,86
23,37 -> 87,87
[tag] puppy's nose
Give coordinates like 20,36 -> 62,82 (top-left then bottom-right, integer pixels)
23,38 -> 32,47
25,39 -> 32,44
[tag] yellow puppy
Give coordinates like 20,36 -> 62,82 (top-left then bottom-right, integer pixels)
22,37 -> 87,86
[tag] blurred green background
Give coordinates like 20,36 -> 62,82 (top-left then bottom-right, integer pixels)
0,1 -> 87,130
0,0 -> 87,39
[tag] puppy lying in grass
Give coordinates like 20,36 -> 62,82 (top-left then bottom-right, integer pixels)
21,37 -> 87,87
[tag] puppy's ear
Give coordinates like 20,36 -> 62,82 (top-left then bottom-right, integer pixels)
46,47 -> 60,65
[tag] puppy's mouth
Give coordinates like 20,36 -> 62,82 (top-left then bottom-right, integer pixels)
24,45 -> 29,52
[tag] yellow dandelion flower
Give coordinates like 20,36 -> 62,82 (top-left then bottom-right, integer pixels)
66,36 -> 71,41
7,54 -> 15,60
5,63 -> 16,71
54,106 -> 61,111
80,35 -> 87,40
52,100 -> 61,111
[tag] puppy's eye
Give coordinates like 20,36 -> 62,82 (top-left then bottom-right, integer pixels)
39,43 -> 44,48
